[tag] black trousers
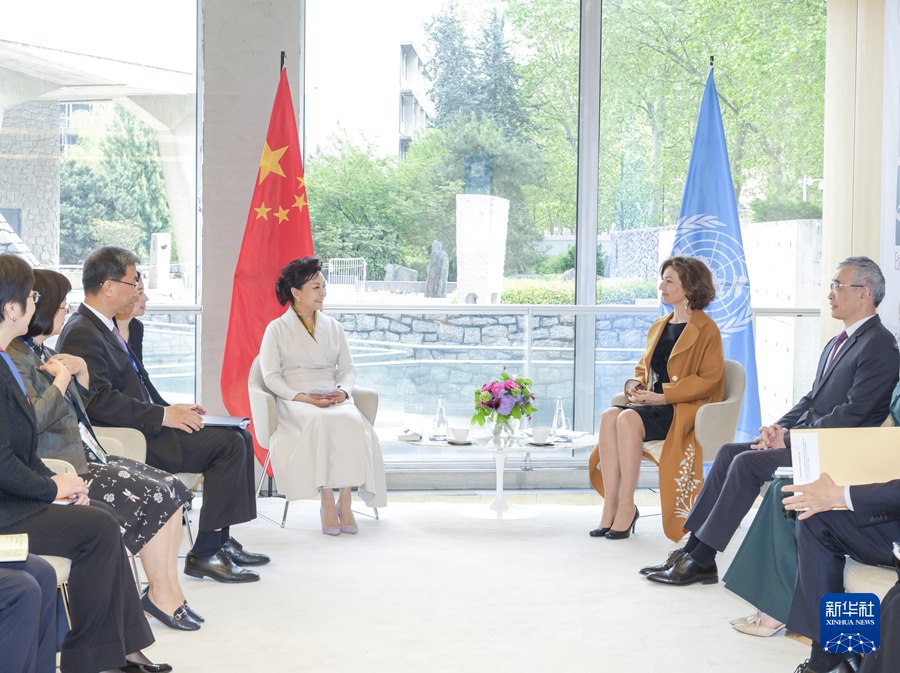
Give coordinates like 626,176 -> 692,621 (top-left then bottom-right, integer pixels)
0,502 -> 153,673
146,426 -> 256,532
0,554 -> 57,673
684,442 -> 791,551
786,508 -> 899,643
860,580 -> 900,673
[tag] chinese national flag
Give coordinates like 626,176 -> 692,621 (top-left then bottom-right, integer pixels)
221,67 -> 313,473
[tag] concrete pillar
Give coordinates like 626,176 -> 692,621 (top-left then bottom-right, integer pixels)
200,0 -> 302,411
455,194 -> 509,305
820,0 -> 887,341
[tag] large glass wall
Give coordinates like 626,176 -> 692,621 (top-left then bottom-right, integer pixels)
0,0 -> 199,400
304,0 -> 827,470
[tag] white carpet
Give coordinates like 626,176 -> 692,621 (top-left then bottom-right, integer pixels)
147,494 -> 809,673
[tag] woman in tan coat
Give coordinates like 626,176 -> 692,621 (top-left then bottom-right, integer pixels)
588,257 -> 725,542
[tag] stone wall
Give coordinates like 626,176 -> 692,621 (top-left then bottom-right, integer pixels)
329,310 -> 655,425
0,100 -> 60,266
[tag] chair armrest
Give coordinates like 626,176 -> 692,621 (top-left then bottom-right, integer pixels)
353,386 -> 379,425
94,427 -> 147,462
249,386 -> 278,448
41,458 -> 78,475
694,397 -> 742,461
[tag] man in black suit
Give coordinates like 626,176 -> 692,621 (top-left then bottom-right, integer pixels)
57,246 -> 270,583
781,475 -> 900,673
644,256 -> 899,586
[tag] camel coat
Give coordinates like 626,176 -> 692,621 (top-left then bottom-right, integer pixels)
589,309 -> 725,541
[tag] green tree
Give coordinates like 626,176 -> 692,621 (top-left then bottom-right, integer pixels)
475,10 -> 531,140
59,104 -> 173,263
100,107 -> 172,258
424,4 -> 479,127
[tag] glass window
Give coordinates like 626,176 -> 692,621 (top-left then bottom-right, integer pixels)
1,0 -> 199,395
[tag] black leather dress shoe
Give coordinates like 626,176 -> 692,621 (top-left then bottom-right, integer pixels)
645,553 -> 718,586
588,527 -> 610,538
639,547 -> 686,575
184,550 -> 260,583
793,658 -> 857,673
140,587 -> 200,631
120,660 -> 173,673
222,537 -> 270,566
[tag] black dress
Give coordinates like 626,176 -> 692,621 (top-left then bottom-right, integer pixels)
631,321 -> 686,441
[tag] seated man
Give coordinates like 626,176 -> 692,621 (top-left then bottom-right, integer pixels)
782,475 -> 900,673
643,256 -> 899,586
57,246 -> 269,583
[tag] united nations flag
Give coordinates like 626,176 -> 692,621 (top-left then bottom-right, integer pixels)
667,64 -> 761,442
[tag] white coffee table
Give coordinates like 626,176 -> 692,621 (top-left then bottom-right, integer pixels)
403,431 -> 598,518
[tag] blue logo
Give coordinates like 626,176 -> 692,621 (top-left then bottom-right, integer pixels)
672,215 -> 752,338
820,593 -> 880,654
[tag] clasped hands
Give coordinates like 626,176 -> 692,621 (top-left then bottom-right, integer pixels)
40,353 -> 90,389
52,472 -> 89,506
625,382 -> 665,406
293,390 -> 348,408
162,403 -> 207,433
750,423 -> 787,450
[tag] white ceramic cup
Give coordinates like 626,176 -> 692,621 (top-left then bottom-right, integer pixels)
531,426 -> 552,444
448,426 -> 470,442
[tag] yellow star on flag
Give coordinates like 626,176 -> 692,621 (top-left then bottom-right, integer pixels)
258,142 -> 288,184
296,176 -> 306,190
253,202 -> 272,220
292,193 -> 308,212
274,206 -> 290,223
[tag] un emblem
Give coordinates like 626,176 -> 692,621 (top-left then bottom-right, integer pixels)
673,214 -> 752,338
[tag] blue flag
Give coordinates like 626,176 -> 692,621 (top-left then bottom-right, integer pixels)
668,68 -> 761,442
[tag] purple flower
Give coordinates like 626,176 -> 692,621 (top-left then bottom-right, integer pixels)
497,393 -> 516,416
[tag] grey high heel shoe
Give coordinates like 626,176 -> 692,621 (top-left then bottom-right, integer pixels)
337,503 -> 358,534
320,508 -> 341,536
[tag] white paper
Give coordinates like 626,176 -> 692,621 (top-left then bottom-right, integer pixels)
790,431 -> 820,485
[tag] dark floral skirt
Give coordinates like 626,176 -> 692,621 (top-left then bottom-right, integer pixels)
84,457 -> 193,554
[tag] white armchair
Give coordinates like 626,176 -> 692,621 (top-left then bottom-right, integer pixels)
247,355 -> 380,527
610,359 -> 745,465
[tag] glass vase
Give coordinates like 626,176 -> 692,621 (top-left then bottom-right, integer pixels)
491,416 -> 520,441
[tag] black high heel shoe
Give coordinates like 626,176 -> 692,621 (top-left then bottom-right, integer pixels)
605,507 -> 639,539
588,527 -> 611,538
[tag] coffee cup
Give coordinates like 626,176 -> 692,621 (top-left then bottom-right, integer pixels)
449,426 -> 470,442
531,426 -> 552,444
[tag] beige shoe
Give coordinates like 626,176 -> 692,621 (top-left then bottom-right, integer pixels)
729,611 -> 759,626
731,613 -> 785,637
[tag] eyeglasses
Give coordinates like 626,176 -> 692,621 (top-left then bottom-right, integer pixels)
829,281 -> 865,292
29,291 -> 41,304
108,278 -> 140,293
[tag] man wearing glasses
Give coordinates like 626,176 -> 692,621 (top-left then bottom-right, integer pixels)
642,256 -> 899,586
57,246 -> 269,584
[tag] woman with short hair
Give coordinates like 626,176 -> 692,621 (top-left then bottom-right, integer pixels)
588,256 -> 725,542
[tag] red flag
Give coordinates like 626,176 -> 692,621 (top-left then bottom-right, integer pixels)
222,68 -> 314,473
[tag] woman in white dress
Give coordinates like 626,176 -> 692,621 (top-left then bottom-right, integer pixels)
259,258 -> 386,535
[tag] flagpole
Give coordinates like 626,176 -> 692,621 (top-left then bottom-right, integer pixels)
280,50 -> 285,70
709,55 -> 714,70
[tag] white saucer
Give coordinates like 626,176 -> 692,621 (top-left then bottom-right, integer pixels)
447,439 -> 473,446
527,441 -> 554,447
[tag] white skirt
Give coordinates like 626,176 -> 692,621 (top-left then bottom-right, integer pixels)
269,398 -> 386,507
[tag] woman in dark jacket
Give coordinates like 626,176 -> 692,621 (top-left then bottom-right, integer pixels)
0,253 -> 169,673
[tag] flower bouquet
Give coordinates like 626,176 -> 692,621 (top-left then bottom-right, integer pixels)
472,372 -> 536,438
